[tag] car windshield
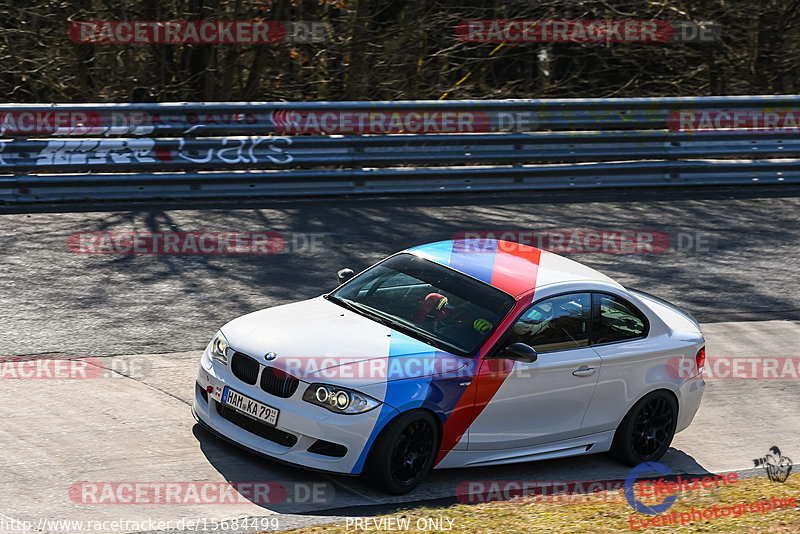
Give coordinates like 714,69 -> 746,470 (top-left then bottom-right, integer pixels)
327,253 -> 516,356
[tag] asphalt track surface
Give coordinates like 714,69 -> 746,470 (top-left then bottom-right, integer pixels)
1,185 -> 800,533
2,185 -> 800,359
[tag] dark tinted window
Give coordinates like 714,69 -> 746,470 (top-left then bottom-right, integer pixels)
591,293 -> 648,344
506,293 -> 591,353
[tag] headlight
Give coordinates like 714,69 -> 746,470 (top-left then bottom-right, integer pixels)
209,330 -> 230,364
303,383 -> 381,414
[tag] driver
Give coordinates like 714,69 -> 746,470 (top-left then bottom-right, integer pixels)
411,292 -> 450,327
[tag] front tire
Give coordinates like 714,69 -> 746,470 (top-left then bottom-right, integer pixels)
610,390 -> 678,466
363,410 -> 440,494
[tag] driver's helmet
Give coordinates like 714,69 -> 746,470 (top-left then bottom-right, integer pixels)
411,292 -> 450,325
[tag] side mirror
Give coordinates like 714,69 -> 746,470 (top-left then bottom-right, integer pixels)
337,268 -> 355,285
497,342 -> 538,363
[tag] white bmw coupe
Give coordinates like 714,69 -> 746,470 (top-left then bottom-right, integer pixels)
193,239 -> 706,494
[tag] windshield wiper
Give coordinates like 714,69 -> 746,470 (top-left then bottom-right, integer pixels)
325,295 -> 395,327
325,294 -> 363,315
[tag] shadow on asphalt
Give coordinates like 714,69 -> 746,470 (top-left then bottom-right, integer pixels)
3,183 -> 799,359
192,423 -> 716,517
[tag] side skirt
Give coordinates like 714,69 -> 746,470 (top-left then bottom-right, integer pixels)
435,431 -> 615,469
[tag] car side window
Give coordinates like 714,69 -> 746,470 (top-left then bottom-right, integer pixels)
506,293 -> 591,353
591,293 -> 648,345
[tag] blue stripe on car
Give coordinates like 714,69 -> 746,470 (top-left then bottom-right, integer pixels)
350,332 -> 435,473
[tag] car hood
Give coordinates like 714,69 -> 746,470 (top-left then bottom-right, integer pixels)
220,295 -> 469,387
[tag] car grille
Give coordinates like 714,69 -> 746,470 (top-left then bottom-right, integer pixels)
231,351 -> 259,385
260,366 -> 299,398
215,403 -> 298,447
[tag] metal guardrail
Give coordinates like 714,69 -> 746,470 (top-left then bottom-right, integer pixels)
1,96 -> 799,202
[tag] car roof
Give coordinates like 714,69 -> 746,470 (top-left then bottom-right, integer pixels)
407,239 -> 621,298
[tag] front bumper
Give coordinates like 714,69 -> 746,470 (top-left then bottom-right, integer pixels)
192,348 -> 397,475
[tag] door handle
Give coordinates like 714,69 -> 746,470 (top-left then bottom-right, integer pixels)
572,367 -> 596,377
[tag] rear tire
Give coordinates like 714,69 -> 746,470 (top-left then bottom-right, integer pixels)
610,390 -> 678,466
362,410 -> 440,495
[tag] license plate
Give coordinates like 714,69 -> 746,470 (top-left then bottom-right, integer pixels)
222,387 -> 279,426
